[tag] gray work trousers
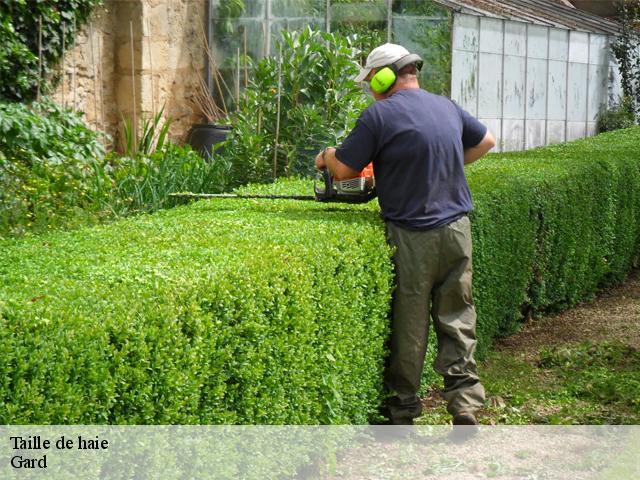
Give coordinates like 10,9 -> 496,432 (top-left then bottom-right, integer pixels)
384,216 -> 485,422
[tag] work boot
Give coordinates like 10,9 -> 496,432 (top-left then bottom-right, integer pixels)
450,412 -> 479,443
452,412 -> 479,425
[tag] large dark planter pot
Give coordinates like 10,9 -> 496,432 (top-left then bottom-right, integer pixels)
187,124 -> 232,160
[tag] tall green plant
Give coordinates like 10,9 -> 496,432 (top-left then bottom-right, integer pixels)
612,0 -> 640,120
0,100 -> 106,237
120,106 -> 172,157
221,27 -> 370,186
100,144 -> 232,216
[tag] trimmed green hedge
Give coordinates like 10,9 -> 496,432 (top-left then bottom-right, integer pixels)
0,197 -> 393,424
468,127 -> 640,352
1,127 -> 639,424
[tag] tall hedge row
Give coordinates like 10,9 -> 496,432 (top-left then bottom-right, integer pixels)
0,198 -> 393,424
468,127 -> 640,354
1,127 -> 639,424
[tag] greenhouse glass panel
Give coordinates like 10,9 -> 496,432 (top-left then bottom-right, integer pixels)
269,0 -> 326,55
210,0 -> 268,110
549,28 -> 569,62
271,0 -> 326,18
479,17 -> 503,55
392,0 -> 452,96
330,0 -> 388,67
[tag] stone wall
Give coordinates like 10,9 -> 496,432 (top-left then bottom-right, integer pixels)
52,0 -> 208,150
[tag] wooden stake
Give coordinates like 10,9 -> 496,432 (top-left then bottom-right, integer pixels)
37,17 -> 42,102
72,17 -> 77,111
62,22 -> 66,107
243,26 -> 248,88
130,21 -> 137,149
147,18 -> 156,117
273,45 -> 283,181
236,47 -> 241,108
89,22 -> 99,130
97,21 -> 106,136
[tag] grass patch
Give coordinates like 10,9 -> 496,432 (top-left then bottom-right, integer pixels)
417,341 -> 640,425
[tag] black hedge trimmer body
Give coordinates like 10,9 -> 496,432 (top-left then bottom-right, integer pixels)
170,167 -> 376,204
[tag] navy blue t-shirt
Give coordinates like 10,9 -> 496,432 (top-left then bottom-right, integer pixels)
335,89 -> 487,230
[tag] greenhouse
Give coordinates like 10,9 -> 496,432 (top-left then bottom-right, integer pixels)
210,0 -> 622,151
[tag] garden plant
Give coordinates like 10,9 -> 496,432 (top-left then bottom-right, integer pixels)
1,127 -> 639,425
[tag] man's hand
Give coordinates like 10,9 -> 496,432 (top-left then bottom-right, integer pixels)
314,148 -> 330,170
314,147 -> 361,180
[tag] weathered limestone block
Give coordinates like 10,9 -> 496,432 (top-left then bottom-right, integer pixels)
53,0 -> 207,148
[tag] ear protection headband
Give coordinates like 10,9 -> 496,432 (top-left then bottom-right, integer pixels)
369,53 -> 424,94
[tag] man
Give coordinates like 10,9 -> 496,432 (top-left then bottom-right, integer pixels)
315,43 -> 496,426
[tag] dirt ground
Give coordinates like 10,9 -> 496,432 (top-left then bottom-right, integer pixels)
495,269 -> 640,358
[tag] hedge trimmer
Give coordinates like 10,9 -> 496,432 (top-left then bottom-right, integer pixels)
170,164 -> 376,204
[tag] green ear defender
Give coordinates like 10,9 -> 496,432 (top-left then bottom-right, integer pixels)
370,67 -> 398,94
369,53 -> 424,94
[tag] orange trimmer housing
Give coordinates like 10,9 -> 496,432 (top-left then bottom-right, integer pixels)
314,162 -> 376,203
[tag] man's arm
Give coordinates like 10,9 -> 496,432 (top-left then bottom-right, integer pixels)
464,130 -> 496,165
314,147 -> 361,180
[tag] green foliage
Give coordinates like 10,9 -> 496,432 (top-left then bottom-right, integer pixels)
215,0 -> 246,36
0,0 -> 103,102
596,96 -> 637,133
0,100 -> 106,237
98,144 -> 232,216
0,14 -> 37,100
220,27 -> 370,186
612,0 -> 640,120
466,127 -> 640,355
120,106 -> 172,157
0,100 -> 231,237
1,128 -> 639,424
0,192 -> 393,424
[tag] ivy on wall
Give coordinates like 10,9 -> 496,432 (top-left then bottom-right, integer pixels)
0,0 -> 103,103
612,0 -> 640,120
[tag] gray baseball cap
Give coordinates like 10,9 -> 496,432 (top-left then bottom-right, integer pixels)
354,43 -> 412,82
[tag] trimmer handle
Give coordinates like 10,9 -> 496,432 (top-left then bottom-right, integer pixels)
314,169 -> 335,201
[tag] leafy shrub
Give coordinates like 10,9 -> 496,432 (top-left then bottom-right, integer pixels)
0,14 -> 37,101
0,100 -> 106,237
0,190 -> 393,424
597,96 -> 637,133
0,100 -> 232,237
220,27 -> 370,186
1,128 -> 639,424
0,0 -> 103,102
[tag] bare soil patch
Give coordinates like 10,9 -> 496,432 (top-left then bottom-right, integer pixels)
496,269 -> 640,358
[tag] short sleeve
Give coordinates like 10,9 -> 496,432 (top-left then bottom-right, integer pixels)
454,103 -> 488,149
335,115 -> 377,173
